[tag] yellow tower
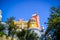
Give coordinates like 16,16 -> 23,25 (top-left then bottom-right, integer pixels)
28,18 -> 37,29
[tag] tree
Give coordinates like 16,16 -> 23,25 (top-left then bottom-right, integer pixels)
45,7 -> 60,40
0,22 -> 5,37
6,17 -> 16,40
16,29 -> 40,40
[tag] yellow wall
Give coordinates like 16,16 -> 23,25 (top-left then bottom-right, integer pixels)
29,22 -> 37,28
14,21 -> 28,29
14,20 -> 39,29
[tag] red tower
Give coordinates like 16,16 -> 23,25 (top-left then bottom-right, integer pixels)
32,13 -> 40,29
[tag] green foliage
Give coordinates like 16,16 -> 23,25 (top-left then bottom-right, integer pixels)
0,22 -> 5,37
0,31 -> 5,37
45,7 -> 60,40
16,29 -> 40,40
6,17 -> 15,36
0,25 -> 5,31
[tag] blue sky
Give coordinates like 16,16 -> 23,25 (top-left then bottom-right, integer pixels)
0,0 -> 60,30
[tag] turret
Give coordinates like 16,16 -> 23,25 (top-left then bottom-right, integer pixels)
28,13 -> 40,29
0,9 -> 2,21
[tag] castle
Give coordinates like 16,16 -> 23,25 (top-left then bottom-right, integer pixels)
0,9 -> 44,40
0,9 -> 43,31
14,12 -> 43,31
